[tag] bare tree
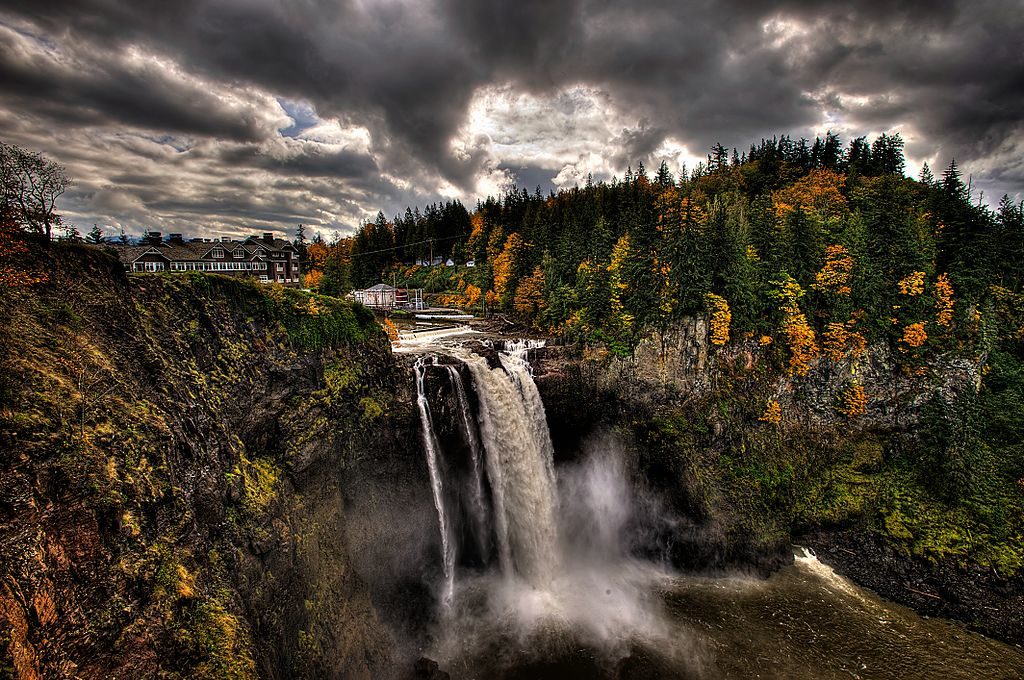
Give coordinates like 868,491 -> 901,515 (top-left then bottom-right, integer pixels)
0,142 -> 72,240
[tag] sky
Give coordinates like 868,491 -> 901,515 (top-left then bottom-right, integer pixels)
0,0 -> 1021,240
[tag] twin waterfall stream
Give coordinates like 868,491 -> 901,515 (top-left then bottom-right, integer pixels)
404,339 -> 1024,679
413,340 -> 559,607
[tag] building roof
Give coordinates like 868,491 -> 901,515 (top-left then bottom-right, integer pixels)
113,235 -> 293,264
363,283 -> 396,292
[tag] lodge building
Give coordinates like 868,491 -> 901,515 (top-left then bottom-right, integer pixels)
115,232 -> 301,286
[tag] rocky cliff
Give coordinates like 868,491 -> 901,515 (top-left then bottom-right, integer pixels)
0,244 -> 432,679
532,319 -> 1023,643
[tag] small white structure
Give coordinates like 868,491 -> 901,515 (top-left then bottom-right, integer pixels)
445,258 -> 455,266
353,283 -> 397,309
465,260 -> 476,268
353,283 -> 425,310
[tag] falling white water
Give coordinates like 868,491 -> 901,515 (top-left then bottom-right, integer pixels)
445,365 -> 491,562
455,346 -> 560,585
499,341 -> 558,510
413,356 -> 456,609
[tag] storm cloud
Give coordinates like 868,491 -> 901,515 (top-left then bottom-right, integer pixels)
0,0 -> 1020,238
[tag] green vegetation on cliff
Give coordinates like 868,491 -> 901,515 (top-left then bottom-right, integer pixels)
0,243 -> 394,679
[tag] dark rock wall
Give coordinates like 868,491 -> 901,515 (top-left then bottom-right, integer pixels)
0,245 -> 429,679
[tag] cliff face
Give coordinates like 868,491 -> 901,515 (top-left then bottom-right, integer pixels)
534,319 -> 1024,643
0,244 -> 426,679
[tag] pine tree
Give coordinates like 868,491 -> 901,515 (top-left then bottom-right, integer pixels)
86,224 -> 103,244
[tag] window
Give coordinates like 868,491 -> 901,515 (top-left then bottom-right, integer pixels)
144,261 -> 165,272
233,247 -> 244,258
211,247 -> 224,259
277,262 -> 284,271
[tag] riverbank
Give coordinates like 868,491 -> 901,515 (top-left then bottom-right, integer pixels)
802,529 -> 1024,647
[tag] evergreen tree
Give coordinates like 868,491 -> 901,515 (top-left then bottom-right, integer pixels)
86,224 -> 103,244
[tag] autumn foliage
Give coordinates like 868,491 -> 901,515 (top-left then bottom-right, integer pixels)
900,321 -> 928,350
759,399 -> 782,425
772,168 -> 848,222
513,266 -> 545,315
935,273 -> 955,327
773,276 -> 819,376
705,293 -> 732,346
813,244 -> 854,296
837,381 -> 868,418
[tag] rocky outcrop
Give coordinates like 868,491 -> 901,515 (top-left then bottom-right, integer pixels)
0,244 -> 429,679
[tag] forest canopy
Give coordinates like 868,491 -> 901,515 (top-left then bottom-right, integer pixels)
305,132 -> 1024,359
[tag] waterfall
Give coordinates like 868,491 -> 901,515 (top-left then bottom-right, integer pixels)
412,341 -> 559,588
457,347 -> 559,585
445,365 -> 491,563
413,356 -> 456,608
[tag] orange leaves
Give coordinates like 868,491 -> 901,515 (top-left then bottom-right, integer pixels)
302,269 -> 323,290
759,400 -> 782,425
900,321 -> 928,350
306,241 -> 329,271
771,168 -> 848,222
772,275 -> 819,376
464,283 -> 482,308
897,271 -> 926,296
935,273 -> 955,327
783,317 -> 819,376
813,244 -> 854,296
705,293 -> 732,346
492,232 -> 526,302
513,266 -> 545,316
382,317 -> 399,342
821,319 -> 867,362
837,381 -> 868,418
467,212 -> 486,255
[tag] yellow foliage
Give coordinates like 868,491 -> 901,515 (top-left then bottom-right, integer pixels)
466,212 -> 486,256
758,335 -> 773,346
813,244 -> 854,295
837,381 -> 868,418
774,276 -> 819,376
759,400 -> 782,425
935,273 -> 955,327
705,293 -> 732,346
608,233 -> 634,333
464,283 -> 482,308
772,168 -> 848,222
898,271 -> 926,296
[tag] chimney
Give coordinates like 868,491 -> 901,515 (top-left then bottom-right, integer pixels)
168,233 -> 184,244
189,237 -> 204,243
145,231 -> 162,246
263,232 -> 275,244
221,236 -> 231,243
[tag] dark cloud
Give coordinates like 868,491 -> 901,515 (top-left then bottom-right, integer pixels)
0,0 -> 1020,237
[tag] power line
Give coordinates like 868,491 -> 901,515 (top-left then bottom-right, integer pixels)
348,234 -> 463,258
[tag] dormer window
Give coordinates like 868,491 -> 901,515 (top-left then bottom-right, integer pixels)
233,247 -> 244,258
211,247 -> 225,258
